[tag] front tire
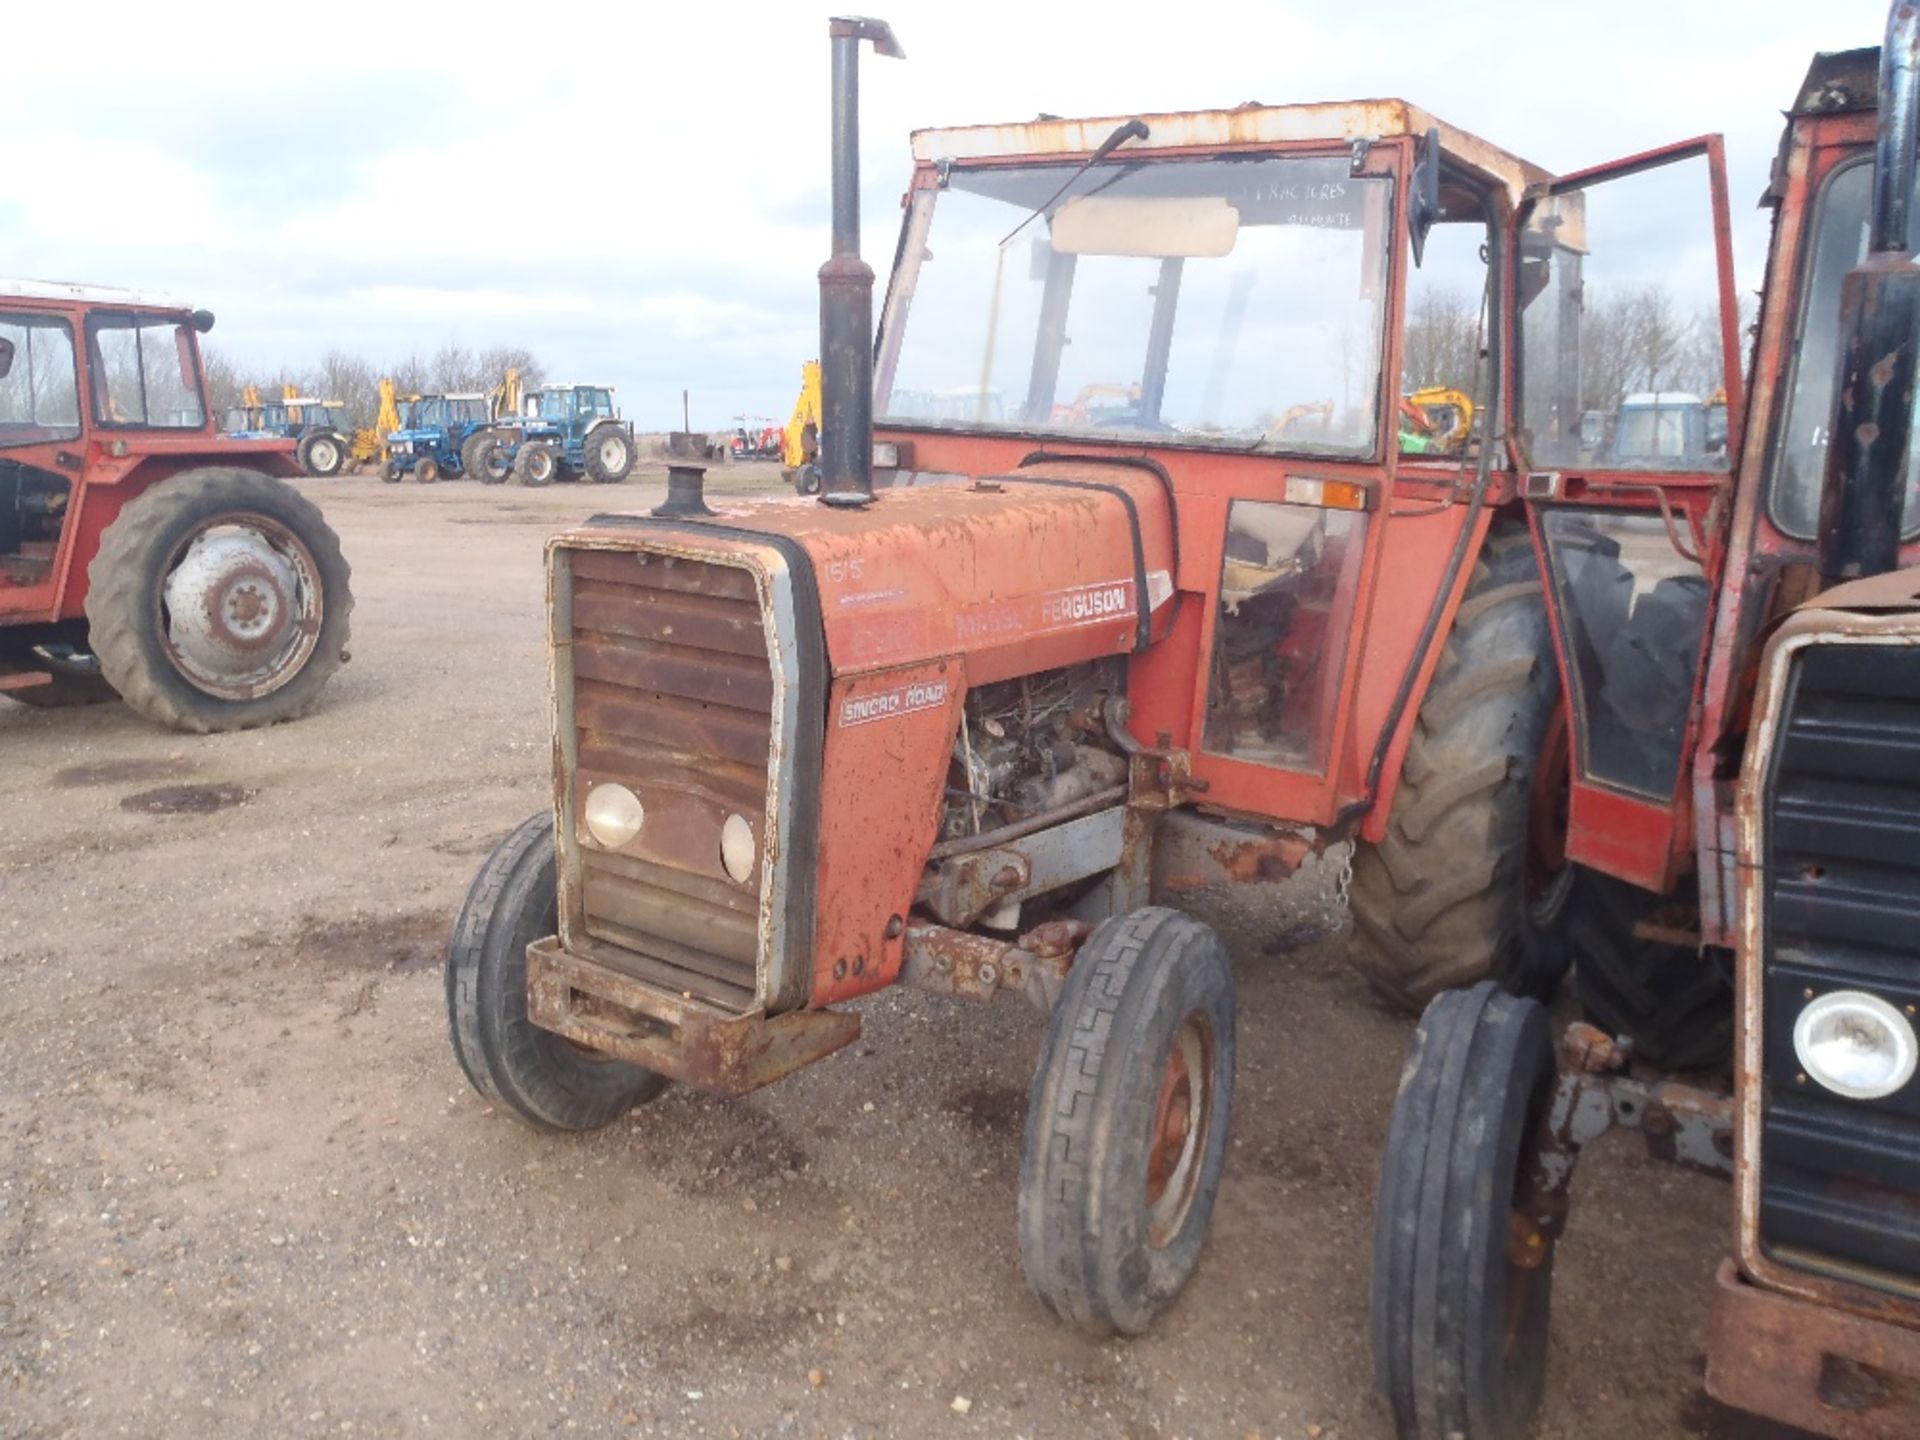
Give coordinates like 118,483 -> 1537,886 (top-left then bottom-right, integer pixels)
414,455 -> 441,484
1372,982 -> 1557,1440
584,427 -> 634,483
297,431 -> 345,478
1349,524 -> 1571,1011
381,460 -> 402,484
446,814 -> 667,1130
513,444 -> 557,487
84,467 -> 352,733
1019,907 -> 1235,1336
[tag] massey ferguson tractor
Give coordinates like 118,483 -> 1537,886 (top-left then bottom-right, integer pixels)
441,12 -> 1765,1337
1372,11 -> 1920,1439
0,281 -> 352,732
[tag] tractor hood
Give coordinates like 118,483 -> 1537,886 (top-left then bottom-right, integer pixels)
556,461 -> 1176,686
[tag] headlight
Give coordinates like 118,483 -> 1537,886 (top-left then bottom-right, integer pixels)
583,783 -> 645,849
394,441 -> 413,453
1793,990 -> 1918,1100
720,813 -> 756,885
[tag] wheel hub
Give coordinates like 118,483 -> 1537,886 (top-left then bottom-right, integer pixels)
1145,1014 -> 1212,1248
160,521 -> 320,699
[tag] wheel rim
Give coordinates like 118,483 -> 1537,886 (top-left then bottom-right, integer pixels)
1526,701 -> 1574,923
309,438 -> 338,472
156,513 -> 324,700
1145,1012 -> 1214,1248
599,435 -> 628,471
531,452 -> 552,481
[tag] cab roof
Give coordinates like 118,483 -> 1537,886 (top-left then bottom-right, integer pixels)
911,98 -> 1548,204
0,278 -> 190,309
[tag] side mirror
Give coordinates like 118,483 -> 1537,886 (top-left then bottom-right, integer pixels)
1409,127 -> 1442,267
0,337 -> 13,380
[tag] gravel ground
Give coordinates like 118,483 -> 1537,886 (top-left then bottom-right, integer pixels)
0,463 -> 1790,1438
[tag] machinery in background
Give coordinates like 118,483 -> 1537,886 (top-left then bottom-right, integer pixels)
468,383 -> 636,486
782,360 -> 823,492
382,392 -> 494,484
221,383 -> 352,477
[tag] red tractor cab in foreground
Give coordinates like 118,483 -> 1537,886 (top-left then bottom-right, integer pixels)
1373,11 -> 1920,1437
0,281 -> 352,732
443,12 -> 1762,1342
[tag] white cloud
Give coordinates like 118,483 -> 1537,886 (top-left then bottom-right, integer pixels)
3,0 -> 1889,425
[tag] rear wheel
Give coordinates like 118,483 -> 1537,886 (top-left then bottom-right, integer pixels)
459,430 -> 496,482
1349,524 -> 1572,1011
513,444 -> 557,487
471,435 -> 511,484
584,427 -> 634,483
1019,907 -> 1235,1336
447,813 -> 667,1130
1565,872 -> 1732,1070
415,455 -> 441,484
297,431 -> 345,477
84,467 -> 352,733
1372,982 -> 1557,1440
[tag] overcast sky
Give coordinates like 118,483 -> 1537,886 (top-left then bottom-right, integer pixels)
1,1 -> 1885,429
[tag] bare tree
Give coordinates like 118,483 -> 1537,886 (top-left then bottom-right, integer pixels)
200,345 -> 250,417
1401,285 -> 1483,394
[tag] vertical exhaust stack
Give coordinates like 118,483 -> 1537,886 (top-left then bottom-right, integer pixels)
817,15 -> 904,509
1818,0 -> 1920,582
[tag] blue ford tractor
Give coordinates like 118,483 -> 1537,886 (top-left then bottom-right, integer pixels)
468,384 -> 636,486
221,395 -> 351,477
381,393 -> 494,484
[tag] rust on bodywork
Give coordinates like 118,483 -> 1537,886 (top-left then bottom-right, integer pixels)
1707,1258 -> 1920,1440
899,919 -> 1092,1013
525,936 -> 858,1096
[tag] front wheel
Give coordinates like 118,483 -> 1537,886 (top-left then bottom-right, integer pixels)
1019,907 -> 1235,1336
513,444 -> 557,487
414,455 -> 441,484
1372,982 -> 1557,1440
584,428 -> 634,483
84,467 -> 352,733
446,813 -> 667,1130
381,460 -> 402,484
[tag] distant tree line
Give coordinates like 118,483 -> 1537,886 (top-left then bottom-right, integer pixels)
202,342 -> 548,431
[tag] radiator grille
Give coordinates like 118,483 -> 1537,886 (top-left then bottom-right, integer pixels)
1760,643 -> 1920,1290
566,546 -> 772,1013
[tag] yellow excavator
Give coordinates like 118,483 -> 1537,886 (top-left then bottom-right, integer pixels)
349,379 -> 402,471
1399,385 -> 1475,454
781,361 -> 823,489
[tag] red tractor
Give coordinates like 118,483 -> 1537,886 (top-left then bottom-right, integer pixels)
440,12 -> 1750,1347
1371,10 -> 1920,1438
0,282 -> 352,731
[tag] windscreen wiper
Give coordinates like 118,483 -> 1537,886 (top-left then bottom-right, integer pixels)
997,117 -> 1151,246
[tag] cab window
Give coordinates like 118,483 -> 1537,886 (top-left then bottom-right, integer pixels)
88,315 -> 206,429
0,316 -> 81,447
1400,213 -> 1491,460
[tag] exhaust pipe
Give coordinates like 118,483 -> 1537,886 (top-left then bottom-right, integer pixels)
817,15 -> 904,509
1818,0 -> 1920,582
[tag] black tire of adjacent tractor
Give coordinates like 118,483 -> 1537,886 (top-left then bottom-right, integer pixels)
789,464 -> 822,496
296,430 -> 346,478
1372,981 -> 1557,1440
446,813 -> 667,1131
1348,523 -> 1571,1012
469,434 -> 511,485
459,430 -> 494,483
381,460 -> 402,484
84,467 -> 352,733
415,455 -> 441,484
1564,871 -> 1733,1070
1019,907 -> 1236,1336
513,444 -> 557,487
583,427 -> 635,483
3,670 -> 118,708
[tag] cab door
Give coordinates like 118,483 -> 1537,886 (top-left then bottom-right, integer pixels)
1509,138 -> 1746,893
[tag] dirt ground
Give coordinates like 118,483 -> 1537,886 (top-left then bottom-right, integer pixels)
1,463 -> 1792,1439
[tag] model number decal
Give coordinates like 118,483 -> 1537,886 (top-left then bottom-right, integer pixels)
838,678 -> 950,727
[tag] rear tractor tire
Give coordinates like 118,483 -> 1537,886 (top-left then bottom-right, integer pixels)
513,444 -> 557,487
1020,907 -> 1235,1336
584,427 -> 635,483
414,455 -> 441,484
1565,872 -> 1732,1070
1372,981 -> 1558,1440
1348,523 -> 1572,1011
296,430 -> 345,478
84,467 -> 352,733
447,813 -> 667,1130
468,433 -> 511,485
